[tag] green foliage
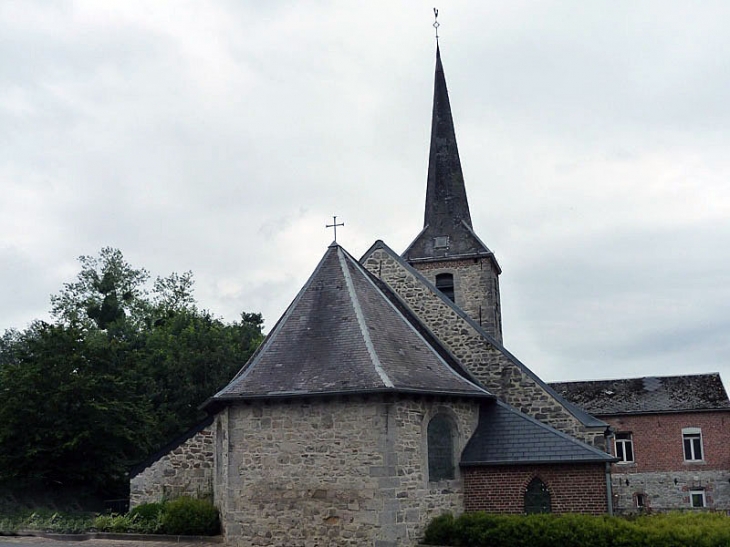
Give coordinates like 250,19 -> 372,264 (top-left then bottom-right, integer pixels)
128,501 -> 165,521
422,512 -> 730,547
159,497 -> 220,536
0,248 -> 264,497
0,509 -> 95,535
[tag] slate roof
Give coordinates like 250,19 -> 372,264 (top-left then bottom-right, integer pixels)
363,240 -> 606,429
402,46 -> 499,270
461,401 -> 616,466
211,243 -> 493,403
550,373 -> 730,416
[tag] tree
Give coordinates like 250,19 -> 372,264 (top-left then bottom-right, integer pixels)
50,247 -> 150,331
0,248 -> 264,496
0,321 -> 153,491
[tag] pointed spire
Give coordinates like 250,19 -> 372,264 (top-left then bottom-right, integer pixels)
424,45 -> 472,231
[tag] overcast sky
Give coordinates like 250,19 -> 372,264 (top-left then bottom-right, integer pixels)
2,1 -> 729,389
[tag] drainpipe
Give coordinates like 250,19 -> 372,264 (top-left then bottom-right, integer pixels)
605,462 -> 614,516
604,426 -> 615,516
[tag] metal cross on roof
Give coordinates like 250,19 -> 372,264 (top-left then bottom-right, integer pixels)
326,215 -> 344,242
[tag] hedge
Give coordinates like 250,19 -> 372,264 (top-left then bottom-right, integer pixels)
423,511 -> 730,547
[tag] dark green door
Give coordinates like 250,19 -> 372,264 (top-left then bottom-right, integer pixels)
524,477 -> 551,514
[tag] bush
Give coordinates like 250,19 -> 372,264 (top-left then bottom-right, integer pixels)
160,497 -> 219,536
128,501 -> 164,522
423,513 -> 455,545
422,512 -> 730,547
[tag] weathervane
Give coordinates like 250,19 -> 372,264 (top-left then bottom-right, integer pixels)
433,8 -> 440,42
326,215 -> 345,242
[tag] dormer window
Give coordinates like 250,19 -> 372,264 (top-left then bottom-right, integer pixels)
435,273 -> 455,302
434,236 -> 449,249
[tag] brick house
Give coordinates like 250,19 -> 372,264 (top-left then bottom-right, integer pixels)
551,374 -> 730,513
129,44 -> 726,546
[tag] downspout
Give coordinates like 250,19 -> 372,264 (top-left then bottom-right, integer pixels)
605,426 -> 615,515
605,462 -> 614,516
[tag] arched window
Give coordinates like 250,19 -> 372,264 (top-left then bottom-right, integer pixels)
435,273 -> 455,302
427,414 -> 455,481
524,477 -> 551,514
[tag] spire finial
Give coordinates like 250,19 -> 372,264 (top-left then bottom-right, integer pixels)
433,8 -> 439,43
326,215 -> 344,242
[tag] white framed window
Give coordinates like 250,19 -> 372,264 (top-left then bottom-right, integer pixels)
682,427 -> 704,461
690,490 -> 705,508
614,432 -> 634,463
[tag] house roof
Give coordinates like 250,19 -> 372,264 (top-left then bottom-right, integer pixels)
402,46 -> 498,269
549,373 -> 730,416
363,240 -> 606,429
211,243 -> 493,403
461,400 -> 616,466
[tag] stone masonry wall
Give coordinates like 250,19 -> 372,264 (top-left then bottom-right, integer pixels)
414,258 -> 502,344
129,423 -> 214,508
220,396 -> 479,547
463,463 -> 608,514
362,247 -> 604,448
604,411 -> 730,513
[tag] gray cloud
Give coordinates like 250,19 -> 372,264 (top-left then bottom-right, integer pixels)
1,1 -> 728,390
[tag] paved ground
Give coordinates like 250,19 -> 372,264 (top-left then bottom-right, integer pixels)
0,537 -> 222,547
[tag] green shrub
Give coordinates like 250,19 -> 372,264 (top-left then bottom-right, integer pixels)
129,502 -> 164,522
422,511 -> 730,547
423,513 -> 456,545
160,497 -> 219,536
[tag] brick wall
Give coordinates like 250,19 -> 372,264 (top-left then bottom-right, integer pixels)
604,411 -> 730,512
605,411 -> 730,472
463,464 -> 608,514
129,422 -> 214,508
362,246 -> 605,448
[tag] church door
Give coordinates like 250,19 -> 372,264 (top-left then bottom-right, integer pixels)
524,477 -> 551,514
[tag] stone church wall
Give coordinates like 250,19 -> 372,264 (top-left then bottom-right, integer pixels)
362,247 -> 604,448
463,463 -> 608,514
414,257 -> 502,344
129,421 -> 215,508
218,396 -> 479,547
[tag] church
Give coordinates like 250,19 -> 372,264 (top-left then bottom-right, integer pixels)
129,45 -> 729,546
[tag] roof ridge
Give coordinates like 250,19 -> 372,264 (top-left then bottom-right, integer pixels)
213,245 -> 336,395
336,247 -> 394,389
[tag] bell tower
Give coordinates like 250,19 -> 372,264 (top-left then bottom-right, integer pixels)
402,46 -> 503,343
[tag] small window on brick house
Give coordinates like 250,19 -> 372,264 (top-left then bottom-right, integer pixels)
524,477 -> 551,514
427,414 -> 455,481
615,432 -> 634,463
690,490 -> 706,508
435,273 -> 455,302
682,428 -> 703,461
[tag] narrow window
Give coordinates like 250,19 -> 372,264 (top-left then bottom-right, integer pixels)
635,493 -> 646,508
615,432 -> 634,463
690,490 -> 706,508
435,273 -> 455,302
524,477 -> 551,514
427,414 -> 455,481
682,428 -> 703,461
